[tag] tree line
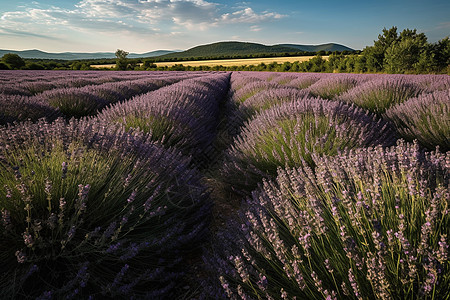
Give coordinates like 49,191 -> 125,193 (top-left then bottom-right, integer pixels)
1,27 -> 448,74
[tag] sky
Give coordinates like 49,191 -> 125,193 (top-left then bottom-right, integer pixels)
0,0 -> 449,53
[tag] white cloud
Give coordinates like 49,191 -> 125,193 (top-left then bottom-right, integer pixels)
0,0 -> 287,50
250,25 -> 262,32
219,7 -> 285,24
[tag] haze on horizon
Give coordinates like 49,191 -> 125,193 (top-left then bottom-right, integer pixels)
0,0 -> 448,53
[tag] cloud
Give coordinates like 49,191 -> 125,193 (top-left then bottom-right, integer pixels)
250,25 -> 262,32
219,7 -> 285,24
0,27 -> 62,40
0,0 -> 286,41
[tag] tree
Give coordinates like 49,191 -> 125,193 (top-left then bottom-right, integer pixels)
0,62 -> 10,70
115,49 -> 129,71
363,26 -> 398,72
384,29 -> 428,73
2,53 -> 25,69
25,62 -> 45,70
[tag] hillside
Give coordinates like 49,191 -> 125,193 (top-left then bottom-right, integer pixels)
278,43 -> 354,52
155,41 -> 354,60
0,49 -> 178,60
0,42 -> 354,61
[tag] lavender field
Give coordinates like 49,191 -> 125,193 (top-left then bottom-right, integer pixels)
0,70 -> 449,299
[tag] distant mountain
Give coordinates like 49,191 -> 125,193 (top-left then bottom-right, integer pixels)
277,43 -> 354,52
0,49 -> 178,60
0,41 -> 354,61
156,41 -> 354,60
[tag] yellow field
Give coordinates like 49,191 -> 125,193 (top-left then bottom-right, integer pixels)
90,55 -> 329,69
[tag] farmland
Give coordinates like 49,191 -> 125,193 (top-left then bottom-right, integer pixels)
90,55 -> 329,69
0,70 -> 449,299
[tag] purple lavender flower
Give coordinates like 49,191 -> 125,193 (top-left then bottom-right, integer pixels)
212,140 -> 449,299
0,116 -> 212,298
384,89 -> 449,151
222,97 -> 397,192
337,75 -> 423,114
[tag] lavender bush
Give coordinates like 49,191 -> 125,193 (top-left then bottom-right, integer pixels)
415,75 -> 450,92
0,94 -> 63,125
307,75 -> 362,100
222,98 -> 397,193
285,74 -> 323,89
384,89 -> 449,151
338,76 -> 423,114
97,73 -> 230,163
0,118 -> 211,298
213,140 -> 449,299
239,87 -> 311,119
269,74 -> 299,86
232,81 -> 282,104
40,88 -> 109,118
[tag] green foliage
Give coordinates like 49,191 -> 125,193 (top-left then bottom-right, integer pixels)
2,53 -> 26,69
142,59 -> 157,70
0,62 -> 10,70
115,49 -> 129,71
24,62 -> 45,70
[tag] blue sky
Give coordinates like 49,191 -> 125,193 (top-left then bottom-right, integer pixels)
0,0 -> 448,53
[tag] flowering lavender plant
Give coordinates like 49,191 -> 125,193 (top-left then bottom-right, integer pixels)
384,89 -> 449,151
222,97 -> 397,193
338,76 -> 423,114
0,118 -> 211,298
97,73 -> 230,163
307,74 -> 362,100
0,94 -> 63,125
239,87 -> 311,119
40,88 -> 109,118
285,73 -> 323,89
213,140 -> 449,299
232,81 -> 282,104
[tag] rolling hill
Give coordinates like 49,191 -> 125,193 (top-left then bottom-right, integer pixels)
155,41 -> 354,60
0,42 -> 354,61
0,49 -> 178,60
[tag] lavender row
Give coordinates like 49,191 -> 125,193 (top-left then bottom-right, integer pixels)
384,89 -> 449,151
0,70 -> 205,96
0,117 -> 212,298
0,73 -> 199,123
210,140 -> 449,299
229,72 -> 449,152
221,97 -> 397,193
96,73 -> 231,164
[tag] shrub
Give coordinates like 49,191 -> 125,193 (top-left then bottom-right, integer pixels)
0,94 -> 63,125
415,75 -> 450,92
21,81 -> 57,95
269,74 -> 298,86
213,141 -> 449,299
232,81 -> 281,104
285,74 -> 323,89
384,89 -> 450,151
221,98 -> 397,193
40,88 -> 108,118
307,75 -> 361,100
338,76 -> 423,114
97,74 -> 230,163
239,87 -> 311,119
229,75 -> 263,94
0,118 -> 211,298
0,85 -> 34,96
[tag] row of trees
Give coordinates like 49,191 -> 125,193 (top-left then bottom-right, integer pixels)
0,54 -> 73,70
1,27 -> 448,73
118,27 -> 449,74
